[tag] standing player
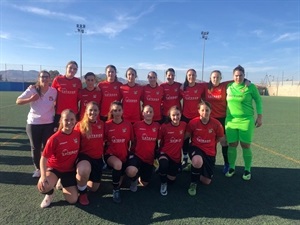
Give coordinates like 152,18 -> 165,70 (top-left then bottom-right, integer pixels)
104,101 -> 134,203
143,71 -> 164,124
52,61 -> 82,129
75,101 -> 105,205
16,70 -> 57,178
78,72 -> 102,120
225,65 -> 262,181
126,105 -> 160,191
158,106 -> 186,196
37,109 -> 80,208
180,69 -> 205,168
185,101 -> 224,196
97,65 -> 122,122
120,67 -> 143,123
160,68 -> 182,122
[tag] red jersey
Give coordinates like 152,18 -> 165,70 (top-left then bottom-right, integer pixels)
186,117 -> 224,156
120,84 -> 143,123
180,83 -> 205,119
78,88 -> 102,120
97,81 -> 122,117
52,75 -> 82,114
159,121 -> 186,163
74,120 -> 105,159
160,82 -> 182,116
104,119 -> 134,163
203,81 -> 231,119
143,84 -> 164,121
132,121 -> 160,165
42,129 -> 80,172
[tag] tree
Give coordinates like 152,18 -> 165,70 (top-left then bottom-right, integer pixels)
49,70 -> 60,81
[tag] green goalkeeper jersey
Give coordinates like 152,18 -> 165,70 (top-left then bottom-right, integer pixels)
226,82 -> 262,118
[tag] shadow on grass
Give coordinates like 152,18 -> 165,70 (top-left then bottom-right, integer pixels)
76,166 -> 300,224
0,155 -> 32,166
0,171 -> 38,185
0,126 -> 26,134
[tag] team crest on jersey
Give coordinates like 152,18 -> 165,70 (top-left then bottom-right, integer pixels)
180,130 -> 183,134
208,129 -> 213,133
134,91 -> 138,95
175,88 -> 178,92
73,138 -> 78,143
98,125 -> 102,129
122,128 -> 127,133
49,96 -> 54,101
73,84 -> 77,87
93,95 -> 97,98
114,86 -> 117,90
194,90 -> 198,93
156,91 -> 160,95
152,128 -> 157,132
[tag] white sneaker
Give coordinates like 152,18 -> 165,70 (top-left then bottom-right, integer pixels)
32,169 -> 41,178
160,183 -> 168,196
130,179 -> 138,192
40,194 -> 54,208
56,178 -> 63,190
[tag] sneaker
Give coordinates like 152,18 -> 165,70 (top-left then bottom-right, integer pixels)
32,169 -> 41,178
188,183 -> 197,196
113,189 -> 121,203
78,193 -> 89,205
222,163 -> 230,174
181,158 -> 189,169
130,179 -> 138,192
160,183 -> 168,196
225,168 -> 235,177
242,170 -> 251,181
56,178 -> 63,190
40,194 -> 54,208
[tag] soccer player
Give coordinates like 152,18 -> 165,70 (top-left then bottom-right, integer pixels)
75,101 -> 105,205
185,101 -> 224,196
97,65 -> 122,122
78,72 -> 102,120
180,69 -> 205,168
158,106 -> 186,196
16,70 -> 57,178
125,105 -> 160,191
104,101 -> 134,203
225,65 -> 263,181
160,68 -> 182,122
51,61 -> 82,129
37,109 -> 80,208
120,67 -> 143,123
143,71 -> 164,124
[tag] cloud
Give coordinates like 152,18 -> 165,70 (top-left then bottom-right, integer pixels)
272,32 -> 299,42
22,43 -> 54,50
91,5 -> 155,38
0,33 -> 10,39
12,4 -> 85,22
154,42 -> 174,50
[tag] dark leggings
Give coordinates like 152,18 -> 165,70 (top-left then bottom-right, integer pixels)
26,123 -> 54,169
181,115 -> 192,155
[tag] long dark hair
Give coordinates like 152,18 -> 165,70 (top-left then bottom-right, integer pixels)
208,70 -> 222,91
183,69 -> 196,91
34,70 -> 50,97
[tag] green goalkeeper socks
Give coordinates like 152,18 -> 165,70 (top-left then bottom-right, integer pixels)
242,148 -> 252,171
228,146 -> 237,169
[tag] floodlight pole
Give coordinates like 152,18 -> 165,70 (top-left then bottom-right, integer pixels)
201,31 -> 209,82
76,24 -> 85,81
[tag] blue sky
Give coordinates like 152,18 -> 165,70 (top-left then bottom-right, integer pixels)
0,0 -> 299,83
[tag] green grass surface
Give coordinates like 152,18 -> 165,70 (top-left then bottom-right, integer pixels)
0,92 -> 299,224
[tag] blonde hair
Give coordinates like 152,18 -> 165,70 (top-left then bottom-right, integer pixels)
58,109 -> 76,131
79,101 -> 99,138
